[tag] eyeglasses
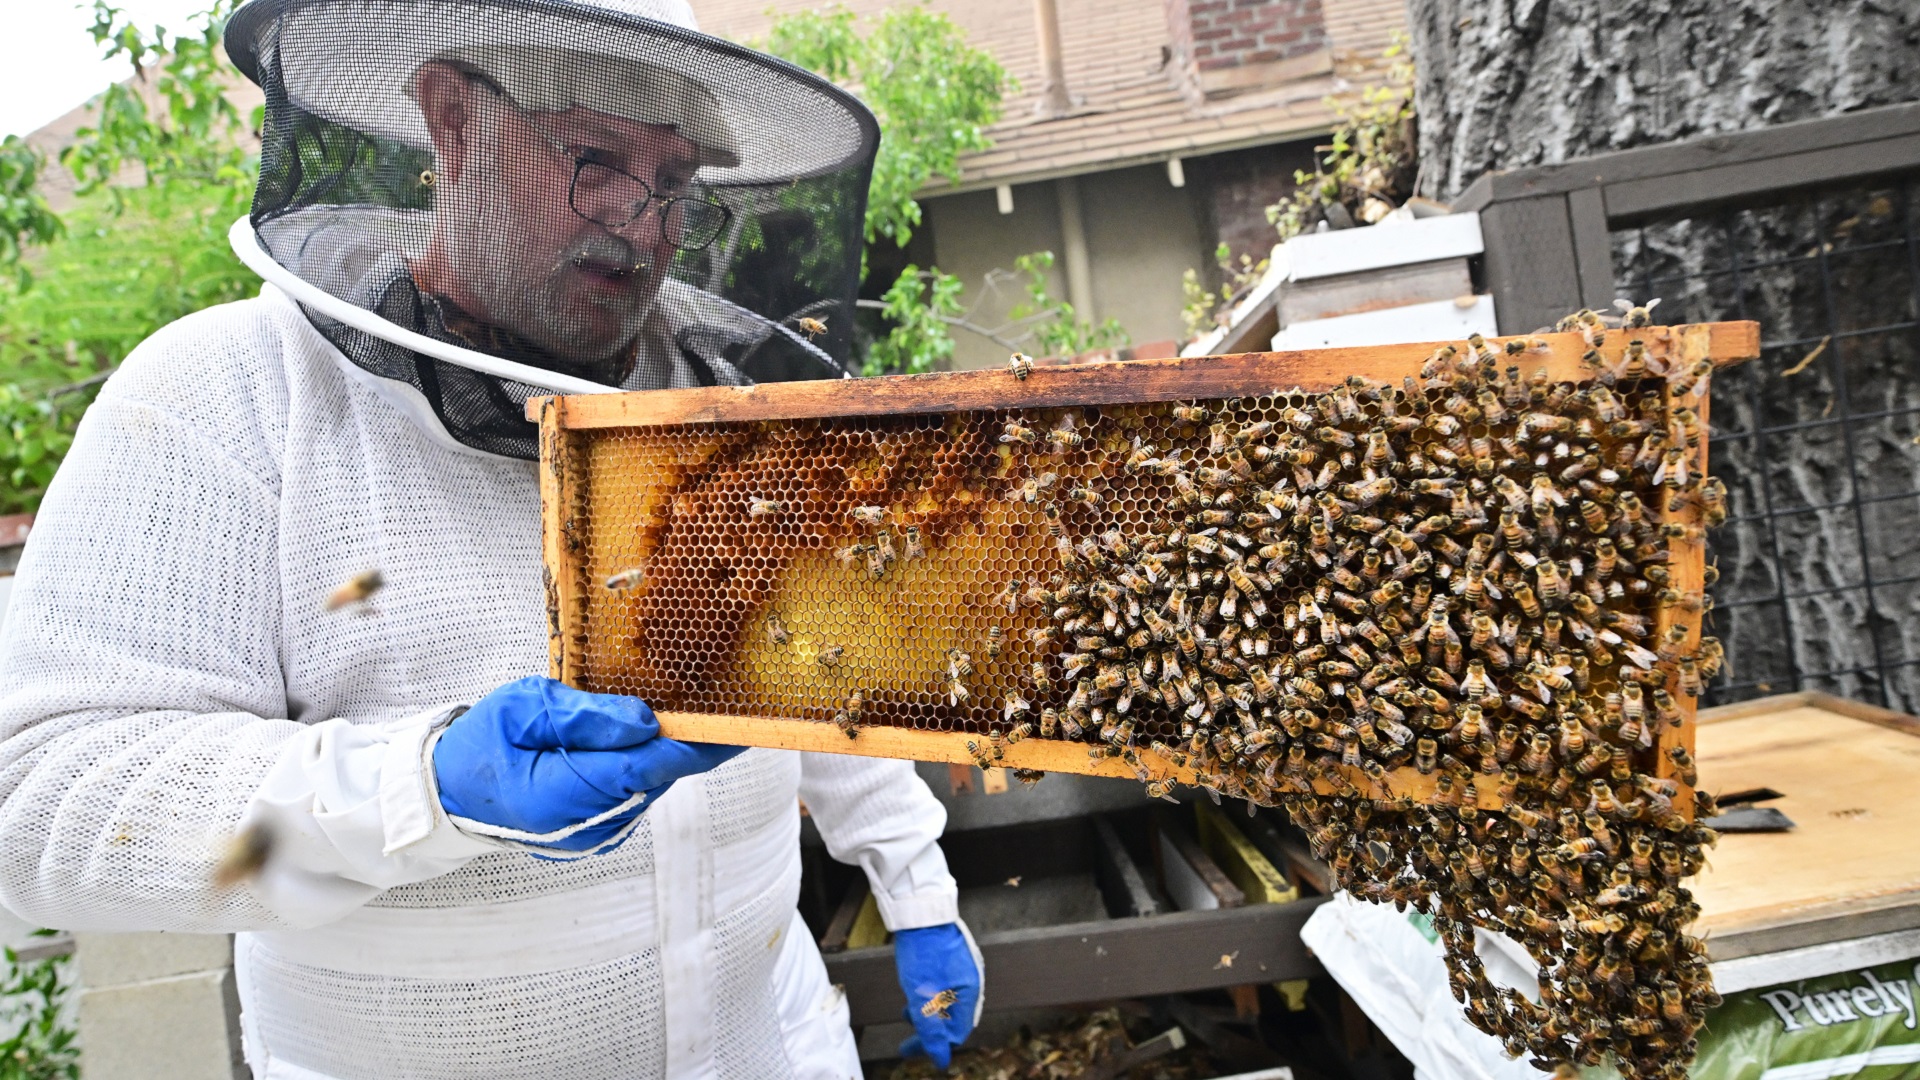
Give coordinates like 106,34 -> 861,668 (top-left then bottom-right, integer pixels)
467,72 -> 733,253
564,155 -> 732,252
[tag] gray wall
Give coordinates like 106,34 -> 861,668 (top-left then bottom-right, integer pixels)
923,164 -> 1210,369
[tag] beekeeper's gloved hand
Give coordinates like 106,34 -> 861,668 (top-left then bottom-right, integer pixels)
432,676 -> 742,854
895,921 -> 984,1069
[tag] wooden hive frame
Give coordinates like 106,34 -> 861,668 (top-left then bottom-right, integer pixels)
535,321 -> 1759,814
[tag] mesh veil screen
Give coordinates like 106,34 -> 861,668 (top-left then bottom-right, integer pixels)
227,0 -> 876,458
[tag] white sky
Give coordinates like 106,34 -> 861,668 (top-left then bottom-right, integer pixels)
2,0 -> 219,139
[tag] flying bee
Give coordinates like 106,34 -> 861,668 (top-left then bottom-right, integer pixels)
851,505 -> 888,527
325,569 -> 387,611
1614,296 -> 1662,329
815,644 -> 846,668
601,568 -> 643,593
1007,351 -> 1034,379
212,820 -> 275,888
795,315 -> 828,340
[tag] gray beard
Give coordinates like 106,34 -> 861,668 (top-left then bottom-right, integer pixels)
444,140 -> 656,374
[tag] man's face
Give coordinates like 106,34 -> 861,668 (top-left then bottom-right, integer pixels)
418,64 -> 702,368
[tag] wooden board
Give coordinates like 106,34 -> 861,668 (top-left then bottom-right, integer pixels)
530,322 -> 1756,429
1692,694 -> 1920,955
537,322 -> 1761,809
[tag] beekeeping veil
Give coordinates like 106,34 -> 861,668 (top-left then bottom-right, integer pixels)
224,0 -> 877,458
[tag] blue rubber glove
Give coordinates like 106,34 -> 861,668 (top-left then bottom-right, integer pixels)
433,677 -> 742,854
894,922 -> 983,1069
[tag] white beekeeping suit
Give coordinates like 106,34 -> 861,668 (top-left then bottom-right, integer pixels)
0,0 -> 969,1076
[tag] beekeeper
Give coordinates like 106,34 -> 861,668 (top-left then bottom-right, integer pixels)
0,0 -> 982,1076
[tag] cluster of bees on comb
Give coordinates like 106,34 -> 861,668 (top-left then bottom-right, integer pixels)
979,320 -> 1725,1078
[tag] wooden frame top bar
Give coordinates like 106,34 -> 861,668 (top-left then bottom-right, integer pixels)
529,322 -> 1759,429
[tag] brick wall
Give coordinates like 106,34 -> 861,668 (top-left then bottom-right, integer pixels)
1180,0 -> 1327,71
1186,139 -> 1318,278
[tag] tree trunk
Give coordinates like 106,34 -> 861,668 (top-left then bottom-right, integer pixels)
1408,3 -> 1920,709
1408,0 -> 1920,202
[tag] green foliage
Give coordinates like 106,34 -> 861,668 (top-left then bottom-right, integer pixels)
0,0 -> 256,515
1181,242 -> 1271,341
0,387 -> 73,516
0,946 -> 78,1080
0,140 -> 63,287
62,0 -> 254,199
761,4 -> 1007,250
1265,38 -> 1416,242
1007,252 -> 1128,357
865,265 -> 964,376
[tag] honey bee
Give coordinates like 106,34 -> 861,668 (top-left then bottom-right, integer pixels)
901,525 -> 926,560
1667,746 -> 1698,786
1669,356 -> 1714,397
1008,352 -> 1034,379
795,315 -> 828,340
833,542 -> 869,567
851,505 -> 889,527
965,739 -> 996,769
999,419 -> 1039,445
212,820 -> 275,888
947,675 -> 970,706
947,648 -> 975,679
1048,419 -> 1085,451
601,568 -> 643,592
833,693 -> 863,739
815,645 -> 846,668
1171,403 -> 1209,425
765,612 -> 792,645
747,496 -> 786,517
326,569 -> 386,610
1614,296 -> 1661,329
985,626 -> 1005,658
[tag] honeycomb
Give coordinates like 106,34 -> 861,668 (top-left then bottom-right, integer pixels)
542,321 -> 1739,1079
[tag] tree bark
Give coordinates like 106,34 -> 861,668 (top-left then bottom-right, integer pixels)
1408,2 -> 1920,708
1408,0 -> 1920,202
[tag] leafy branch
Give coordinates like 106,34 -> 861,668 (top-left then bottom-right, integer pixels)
0,945 -> 79,1080
1265,36 -> 1416,242
760,4 -> 1007,250
1181,242 -> 1271,341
